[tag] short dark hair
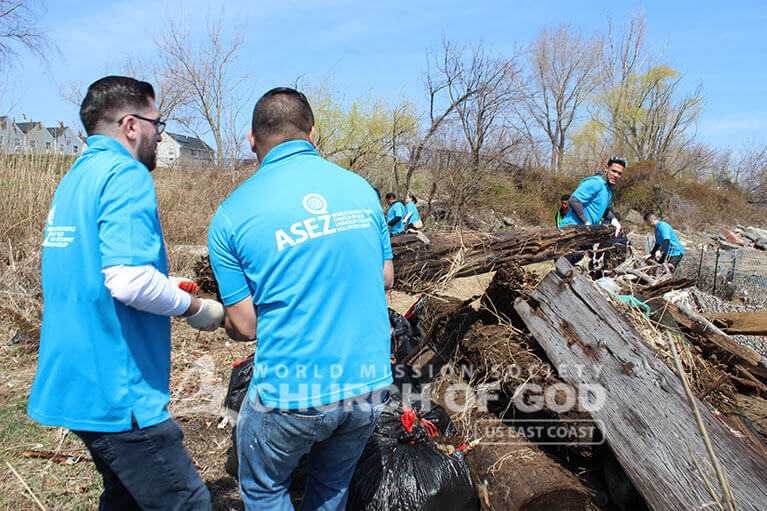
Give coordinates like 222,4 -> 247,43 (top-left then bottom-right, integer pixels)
251,87 -> 314,145
80,76 -> 155,136
407,192 -> 418,203
607,156 -> 627,168
385,193 -> 397,201
644,212 -> 658,222
561,194 -> 570,201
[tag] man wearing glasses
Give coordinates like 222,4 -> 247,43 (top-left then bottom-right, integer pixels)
560,156 -> 626,236
28,76 -> 223,509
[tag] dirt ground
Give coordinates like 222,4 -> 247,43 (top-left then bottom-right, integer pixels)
0,260 -> 552,510
0,314 -> 254,510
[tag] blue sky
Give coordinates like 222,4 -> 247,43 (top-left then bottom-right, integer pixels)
2,0 -> 765,151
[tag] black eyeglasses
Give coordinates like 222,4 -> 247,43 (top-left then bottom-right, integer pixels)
117,113 -> 166,134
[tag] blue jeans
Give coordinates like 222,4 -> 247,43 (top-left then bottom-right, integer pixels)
237,390 -> 388,511
73,417 -> 211,511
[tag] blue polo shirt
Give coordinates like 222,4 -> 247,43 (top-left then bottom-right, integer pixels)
387,201 -> 406,234
405,201 -> 421,225
28,135 -> 171,432
208,140 -> 393,409
560,174 -> 613,226
655,221 -> 684,257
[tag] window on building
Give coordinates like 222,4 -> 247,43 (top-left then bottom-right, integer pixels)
59,144 -> 64,152
45,141 -> 52,149
31,140 -> 37,149
73,145 -> 78,153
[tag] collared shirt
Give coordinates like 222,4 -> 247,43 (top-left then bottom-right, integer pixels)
28,135 -> 171,432
560,174 -> 613,226
387,201 -> 406,234
405,201 -> 421,225
655,221 -> 685,257
208,140 -> 393,409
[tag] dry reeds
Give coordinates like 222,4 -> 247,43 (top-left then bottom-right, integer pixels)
0,153 -> 250,334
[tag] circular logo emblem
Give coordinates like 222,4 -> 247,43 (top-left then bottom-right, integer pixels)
302,193 -> 328,215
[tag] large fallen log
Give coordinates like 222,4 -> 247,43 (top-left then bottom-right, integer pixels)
391,225 -> 614,284
429,378 -> 591,511
514,258 -> 767,511
464,413 -> 591,511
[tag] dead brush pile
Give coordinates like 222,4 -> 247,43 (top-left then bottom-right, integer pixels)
384,257 -> 767,510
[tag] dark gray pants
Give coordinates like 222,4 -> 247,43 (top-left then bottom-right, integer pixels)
74,417 -> 211,511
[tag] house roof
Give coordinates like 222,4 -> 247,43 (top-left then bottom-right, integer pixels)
16,121 -> 43,134
165,132 -> 214,153
48,127 -> 71,138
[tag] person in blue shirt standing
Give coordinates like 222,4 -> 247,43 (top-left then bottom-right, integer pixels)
404,192 -> 424,229
28,76 -> 224,510
385,192 -> 406,234
560,156 -> 626,236
207,87 -> 393,511
644,213 -> 685,270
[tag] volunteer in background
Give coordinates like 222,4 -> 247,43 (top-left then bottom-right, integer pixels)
28,76 -> 223,510
404,192 -> 424,230
556,194 -> 570,227
385,192 -> 406,234
560,156 -> 626,236
207,87 -> 393,510
644,212 -> 685,270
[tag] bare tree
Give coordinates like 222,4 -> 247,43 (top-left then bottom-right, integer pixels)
154,14 -> 247,169
736,142 -> 767,203
0,0 -> 54,72
450,41 -> 522,172
520,24 -> 600,174
404,39 -> 480,192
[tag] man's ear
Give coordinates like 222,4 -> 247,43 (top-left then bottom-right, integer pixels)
308,126 -> 317,148
120,116 -> 142,143
248,130 -> 257,153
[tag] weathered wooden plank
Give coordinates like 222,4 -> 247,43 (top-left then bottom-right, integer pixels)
705,310 -> 767,336
514,258 -> 767,511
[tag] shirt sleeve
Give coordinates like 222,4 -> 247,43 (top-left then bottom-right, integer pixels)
102,264 -> 191,316
208,210 -> 252,306
98,163 -> 164,268
571,178 -> 599,206
377,206 -> 393,261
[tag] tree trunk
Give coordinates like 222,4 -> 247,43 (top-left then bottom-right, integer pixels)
514,258 -> 767,511
464,413 -> 592,511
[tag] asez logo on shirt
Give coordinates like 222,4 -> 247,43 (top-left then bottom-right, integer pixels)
302,193 -> 328,215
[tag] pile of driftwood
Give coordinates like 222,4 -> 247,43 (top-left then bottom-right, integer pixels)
194,226 -> 767,510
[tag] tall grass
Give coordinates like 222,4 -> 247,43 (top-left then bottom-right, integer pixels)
0,154 -> 249,333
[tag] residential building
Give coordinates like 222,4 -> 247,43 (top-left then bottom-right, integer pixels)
156,132 -> 215,168
17,121 -> 56,154
0,116 -> 25,153
48,125 -> 84,156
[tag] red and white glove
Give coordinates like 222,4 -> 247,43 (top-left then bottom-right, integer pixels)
169,276 -> 200,294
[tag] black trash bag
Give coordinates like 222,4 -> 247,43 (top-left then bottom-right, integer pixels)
389,308 -> 418,362
403,294 -> 428,334
224,353 -> 254,412
347,398 -> 479,511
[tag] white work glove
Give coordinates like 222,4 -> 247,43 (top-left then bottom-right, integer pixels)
610,217 -> 622,236
186,299 -> 224,331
